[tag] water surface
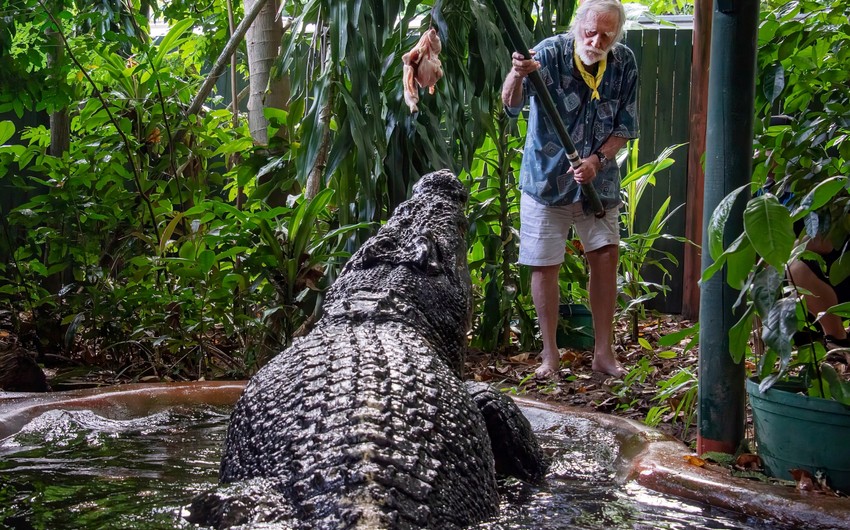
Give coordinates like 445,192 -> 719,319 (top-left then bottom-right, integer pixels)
0,404 -> 787,529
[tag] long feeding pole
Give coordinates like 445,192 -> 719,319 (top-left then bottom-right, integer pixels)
491,0 -> 605,217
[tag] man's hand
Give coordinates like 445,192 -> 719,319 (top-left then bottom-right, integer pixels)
510,51 -> 540,78
502,51 -> 539,108
570,156 -> 600,184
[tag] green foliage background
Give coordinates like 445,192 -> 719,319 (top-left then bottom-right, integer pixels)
705,0 -> 850,402
0,0 -> 578,380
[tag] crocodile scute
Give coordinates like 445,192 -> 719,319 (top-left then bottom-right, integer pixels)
187,169 -> 548,529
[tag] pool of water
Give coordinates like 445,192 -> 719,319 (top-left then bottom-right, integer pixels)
0,403 -> 788,529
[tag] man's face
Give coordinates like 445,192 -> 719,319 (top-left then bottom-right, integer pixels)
575,10 -> 620,65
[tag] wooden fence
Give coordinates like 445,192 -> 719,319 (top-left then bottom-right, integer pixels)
624,20 -> 694,314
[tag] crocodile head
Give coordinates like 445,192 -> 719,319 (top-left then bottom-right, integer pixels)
321,169 -> 471,374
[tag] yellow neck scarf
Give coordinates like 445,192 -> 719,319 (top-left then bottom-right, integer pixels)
574,44 -> 607,101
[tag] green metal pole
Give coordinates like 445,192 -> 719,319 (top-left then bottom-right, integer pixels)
697,0 -> 760,455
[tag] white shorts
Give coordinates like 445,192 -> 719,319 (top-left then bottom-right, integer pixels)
518,193 -> 620,266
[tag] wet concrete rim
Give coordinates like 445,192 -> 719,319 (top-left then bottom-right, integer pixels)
2,382 -> 848,529
512,395 -> 850,530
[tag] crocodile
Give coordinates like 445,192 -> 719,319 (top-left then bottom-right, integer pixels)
187,169 -> 548,529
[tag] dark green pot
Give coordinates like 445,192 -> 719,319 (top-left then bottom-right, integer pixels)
746,377 -> 850,492
556,304 -> 594,351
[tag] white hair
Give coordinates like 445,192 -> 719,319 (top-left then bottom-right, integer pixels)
572,0 -> 627,45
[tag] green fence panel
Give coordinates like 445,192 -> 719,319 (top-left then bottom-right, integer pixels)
625,23 -> 693,314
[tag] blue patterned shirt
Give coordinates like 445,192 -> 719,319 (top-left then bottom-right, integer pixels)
506,34 -> 639,209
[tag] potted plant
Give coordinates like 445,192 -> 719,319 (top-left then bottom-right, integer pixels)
555,239 -> 594,350
701,1 -> 850,492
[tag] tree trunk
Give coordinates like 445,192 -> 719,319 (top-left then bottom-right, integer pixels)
46,22 -> 69,157
245,0 -> 288,145
305,41 -> 334,199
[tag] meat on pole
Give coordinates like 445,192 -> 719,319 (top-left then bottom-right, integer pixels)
492,0 -> 606,217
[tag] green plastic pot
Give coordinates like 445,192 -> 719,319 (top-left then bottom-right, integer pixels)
747,377 -> 850,492
556,304 -> 594,351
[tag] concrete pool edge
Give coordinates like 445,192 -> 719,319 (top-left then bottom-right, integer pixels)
513,396 -> 850,530
2,382 -> 848,529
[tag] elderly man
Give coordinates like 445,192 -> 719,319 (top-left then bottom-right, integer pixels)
501,0 -> 639,378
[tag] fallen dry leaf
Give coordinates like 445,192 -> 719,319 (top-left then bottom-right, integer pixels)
509,352 -> 531,363
683,455 -> 707,467
790,468 -> 816,492
559,350 -> 583,364
734,453 -> 762,470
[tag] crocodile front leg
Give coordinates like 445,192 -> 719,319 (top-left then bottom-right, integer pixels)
465,381 -> 550,483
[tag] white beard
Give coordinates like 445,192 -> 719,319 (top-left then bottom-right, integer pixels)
577,43 -> 606,65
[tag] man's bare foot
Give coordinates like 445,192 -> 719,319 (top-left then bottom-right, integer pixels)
592,352 -> 625,378
534,350 -> 560,378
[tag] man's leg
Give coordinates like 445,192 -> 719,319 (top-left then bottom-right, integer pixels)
788,259 -> 847,340
585,244 -> 624,377
531,264 -> 562,377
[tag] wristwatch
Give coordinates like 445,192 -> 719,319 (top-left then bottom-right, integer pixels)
595,150 -> 610,170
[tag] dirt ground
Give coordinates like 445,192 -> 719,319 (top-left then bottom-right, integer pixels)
466,313 -> 850,452
465,314 -> 702,448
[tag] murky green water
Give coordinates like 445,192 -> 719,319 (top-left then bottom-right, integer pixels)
0,405 -> 786,529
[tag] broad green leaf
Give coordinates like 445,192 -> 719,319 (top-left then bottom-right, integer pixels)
751,265 -> 782,318
729,305 -> 754,364
222,273 -> 247,291
701,232 -> 748,284
198,249 -> 216,274
700,253 -> 727,284
658,323 -> 699,347
159,213 -> 184,257
743,194 -> 794,270
258,219 -> 284,263
826,301 -> 850,318
725,238 -> 756,290
761,297 -> 798,371
287,188 -> 335,283
178,241 -> 195,260
821,364 -> 850,406
707,184 -> 749,260
153,18 -> 195,67
790,177 -> 848,220
829,251 -> 850,285
761,63 -> 785,104
0,121 -> 14,144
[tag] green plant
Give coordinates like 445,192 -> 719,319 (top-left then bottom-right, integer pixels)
465,113 -> 530,353
611,356 -> 655,410
618,140 -> 689,341
647,366 -> 697,439
705,181 -> 850,404
0,7 -> 365,380
703,0 -> 850,405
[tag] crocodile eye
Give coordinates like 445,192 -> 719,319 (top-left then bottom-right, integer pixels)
406,234 -> 442,274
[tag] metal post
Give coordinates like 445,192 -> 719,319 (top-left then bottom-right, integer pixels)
697,0 -> 760,455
